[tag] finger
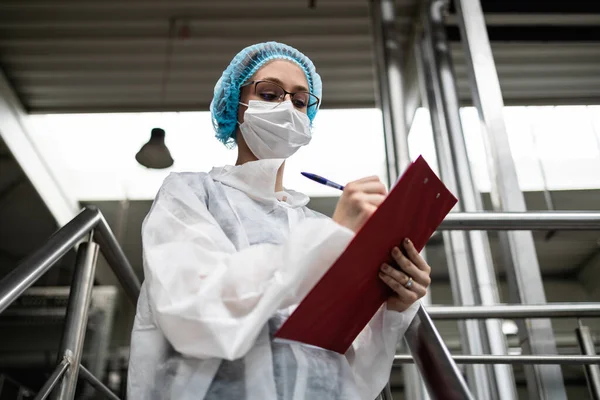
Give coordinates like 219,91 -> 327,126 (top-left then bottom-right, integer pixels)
405,280 -> 427,298
403,239 -> 431,273
353,175 -> 382,184
381,263 -> 428,297
379,272 -> 419,302
380,263 -> 410,286
359,193 -> 386,207
351,180 -> 387,195
391,247 -> 431,287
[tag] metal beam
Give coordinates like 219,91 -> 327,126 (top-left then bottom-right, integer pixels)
426,303 -> 600,319
454,0 -> 567,398
440,212 -> 600,230
417,7 -> 491,399
418,2 -> 517,397
576,323 -> 600,399
33,358 -> 70,400
53,239 -> 99,399
394,355 -> 600,366
370,0 -> 411,186
0,69 -> 78,226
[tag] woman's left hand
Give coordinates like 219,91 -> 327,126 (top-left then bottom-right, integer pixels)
378,238 -> 431,312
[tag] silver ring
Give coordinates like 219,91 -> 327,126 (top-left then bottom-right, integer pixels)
404,277 -> 413,289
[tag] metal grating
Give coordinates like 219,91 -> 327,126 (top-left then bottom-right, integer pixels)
0,0 -> 599,114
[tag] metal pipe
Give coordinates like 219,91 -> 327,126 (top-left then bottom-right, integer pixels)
419,2 -> 511,397
0,208 -> 99,313
78,365 -> 121,400
440,212 -> 600,231
394,355 -> 600,365
91,206 -> 141,304
576,323 -> 600,400
54,241 -> 99,400
404,305 -> 475,400
455,0 -> 566,397
33,358 -> 70,400
369,0 -> 411,186
419,32 -> 494,400
427,303 -> 600,319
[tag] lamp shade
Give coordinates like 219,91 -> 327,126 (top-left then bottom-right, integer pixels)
135,128 -> 174,169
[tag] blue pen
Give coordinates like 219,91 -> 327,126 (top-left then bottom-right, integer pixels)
301,172 -> 345,191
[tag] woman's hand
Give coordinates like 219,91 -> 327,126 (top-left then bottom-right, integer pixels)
332,176 -> 387,233
378,238 -> 431,312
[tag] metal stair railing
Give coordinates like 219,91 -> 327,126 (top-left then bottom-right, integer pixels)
0,206 -> 140,400
381,211 -> 600,400
2,208 -> 600,399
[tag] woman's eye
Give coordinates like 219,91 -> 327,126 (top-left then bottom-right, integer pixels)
293,99 -> 307,108
259,93 -> 279,101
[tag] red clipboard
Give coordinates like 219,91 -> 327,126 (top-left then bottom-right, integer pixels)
274,156 -> 458,354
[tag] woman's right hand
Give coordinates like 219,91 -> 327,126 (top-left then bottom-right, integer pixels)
332,176 -> 387,233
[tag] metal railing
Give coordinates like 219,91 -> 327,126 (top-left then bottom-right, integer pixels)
393,211 -> 600,400
0,206 -> 141,400
398,302 -> 600,399
2,207 -> 600,399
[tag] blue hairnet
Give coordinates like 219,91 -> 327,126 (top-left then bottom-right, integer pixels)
210,41 -> 322,147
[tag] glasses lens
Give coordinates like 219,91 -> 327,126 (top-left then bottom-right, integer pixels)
255,82 -> 284,105
295,93 -> 320,109
291,92 -> 309,109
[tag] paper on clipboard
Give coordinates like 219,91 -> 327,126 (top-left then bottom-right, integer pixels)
274,156 -> 458,353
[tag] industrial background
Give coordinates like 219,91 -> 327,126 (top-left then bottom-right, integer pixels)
1,0 -> 600,399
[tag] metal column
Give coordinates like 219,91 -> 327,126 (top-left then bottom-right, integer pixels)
417,1 -> 517,399
370,2 -> 428,397
454,0 -> 568,398
53,240 -> 100,399
576,322 -> 600,399
416,23 -> 491,400
402,292 -> 431,400
370,0 -> 411,186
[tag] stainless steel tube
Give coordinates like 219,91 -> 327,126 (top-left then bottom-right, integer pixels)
394,355 -> 600,365
54,241 -> 100,400
427,304 -> 600,319
576,323 -> 600,400
91,206 -> 141,303
33,358 -> 70,400
440,212 -> 600,231
404,305 -> 475,400
369,0 -> 411,185
78,365 -> 121,400
0,208 -> 100,313
419,2 -> 511,397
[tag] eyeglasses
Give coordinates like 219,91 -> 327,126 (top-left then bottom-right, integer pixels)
241,80 -> 320,111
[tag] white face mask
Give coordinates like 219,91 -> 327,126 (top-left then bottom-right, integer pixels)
238,100 -> 312,159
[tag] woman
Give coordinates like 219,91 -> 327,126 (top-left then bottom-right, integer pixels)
128,41 -> 432,400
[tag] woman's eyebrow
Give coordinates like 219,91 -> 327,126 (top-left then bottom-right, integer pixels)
260,76 -> 309,92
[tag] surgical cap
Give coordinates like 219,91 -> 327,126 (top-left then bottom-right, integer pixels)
210,41 -> 322,147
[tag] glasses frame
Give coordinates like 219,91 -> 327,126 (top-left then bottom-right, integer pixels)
241,80 -> 320,109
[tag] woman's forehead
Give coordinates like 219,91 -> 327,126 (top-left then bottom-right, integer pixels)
253,60 -> 309,92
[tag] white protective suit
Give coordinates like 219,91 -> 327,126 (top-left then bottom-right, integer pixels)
127,158 -> 419,400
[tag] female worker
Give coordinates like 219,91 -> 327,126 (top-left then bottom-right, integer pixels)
127,42 -> 432,400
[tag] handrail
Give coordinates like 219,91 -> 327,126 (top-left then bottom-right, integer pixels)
426,303 -> 600,319
404,305 -> 475,400
0,206 -> 140,399
34,358 -> 70,400
2,209 -> 600,400
440,211 -> 600,230
79,365 -> 120,400
394,354 -> 600,365
0,207 -> 141,314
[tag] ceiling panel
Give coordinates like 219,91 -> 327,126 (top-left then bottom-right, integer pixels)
0,0 -> 599,113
